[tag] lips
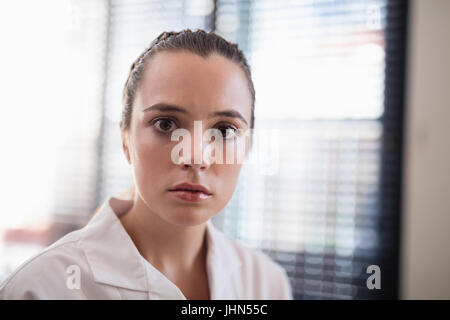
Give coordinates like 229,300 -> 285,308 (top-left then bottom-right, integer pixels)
168,182 -> 212,202
169,183 -> 212,195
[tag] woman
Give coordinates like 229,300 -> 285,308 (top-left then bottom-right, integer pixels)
0,29 -> 293,300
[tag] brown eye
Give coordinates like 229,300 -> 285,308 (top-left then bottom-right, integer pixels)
217,125 -> 237,139
152,118 -> 177,133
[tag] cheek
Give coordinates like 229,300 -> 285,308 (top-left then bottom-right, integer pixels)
132,131 -> 173,179
215,163 -> 242,198
209,163 -> 242,214
212,139 -> 247,198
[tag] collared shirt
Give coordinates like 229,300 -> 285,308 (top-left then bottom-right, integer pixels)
0,196 -> 293,300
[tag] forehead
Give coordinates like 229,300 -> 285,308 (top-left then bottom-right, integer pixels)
136,50 -> 252,120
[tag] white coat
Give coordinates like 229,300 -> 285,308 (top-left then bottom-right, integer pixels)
0,196 -> 293,300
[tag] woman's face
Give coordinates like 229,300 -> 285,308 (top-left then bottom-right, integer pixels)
122,50 -> 252,226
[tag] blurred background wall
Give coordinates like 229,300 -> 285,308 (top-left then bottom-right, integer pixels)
400,0 -> 450,300
0,0 -> 448,300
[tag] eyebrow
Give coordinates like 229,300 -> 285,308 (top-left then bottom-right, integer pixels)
143,103 -> 248,126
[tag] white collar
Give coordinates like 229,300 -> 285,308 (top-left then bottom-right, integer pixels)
79,196 -> 242,297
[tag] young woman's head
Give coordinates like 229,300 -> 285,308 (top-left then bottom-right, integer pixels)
120,29 -> 255,227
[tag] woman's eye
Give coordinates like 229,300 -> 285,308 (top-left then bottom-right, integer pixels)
152,118 -> 177,133
217,126 -> 237,139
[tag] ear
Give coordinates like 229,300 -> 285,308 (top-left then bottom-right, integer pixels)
121,130 -> 131,165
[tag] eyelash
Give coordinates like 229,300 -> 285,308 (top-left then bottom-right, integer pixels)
215,124 -> 239,139
150,117 -> 239,139
151,117 -> 178,133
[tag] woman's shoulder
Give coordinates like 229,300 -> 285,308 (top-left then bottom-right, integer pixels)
0,228 -> 88,299
211,225 -> 284,272
209,225 -> 293,299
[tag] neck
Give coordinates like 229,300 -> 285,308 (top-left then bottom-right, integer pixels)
118,196 -> 208,277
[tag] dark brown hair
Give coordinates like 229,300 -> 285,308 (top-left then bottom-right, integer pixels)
120,28 -> 255,131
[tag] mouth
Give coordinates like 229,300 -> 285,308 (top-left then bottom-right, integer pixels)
168,182 -> 212,202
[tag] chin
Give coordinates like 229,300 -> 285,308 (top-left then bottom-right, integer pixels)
163,207 -> 213,227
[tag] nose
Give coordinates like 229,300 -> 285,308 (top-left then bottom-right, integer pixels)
178,134 -> 213,171
181,160 -> 209,171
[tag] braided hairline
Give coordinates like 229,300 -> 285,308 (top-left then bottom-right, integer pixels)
123,28 -> 227,102
123,28 -> 238,95
131,28 -> 236,72
122,28 -> 246,128
121,28 -> 254,131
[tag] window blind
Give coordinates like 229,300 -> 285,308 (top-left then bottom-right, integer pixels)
0,0 -> 109,279
211,0 -> 407,299
49,0 -> 110,226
